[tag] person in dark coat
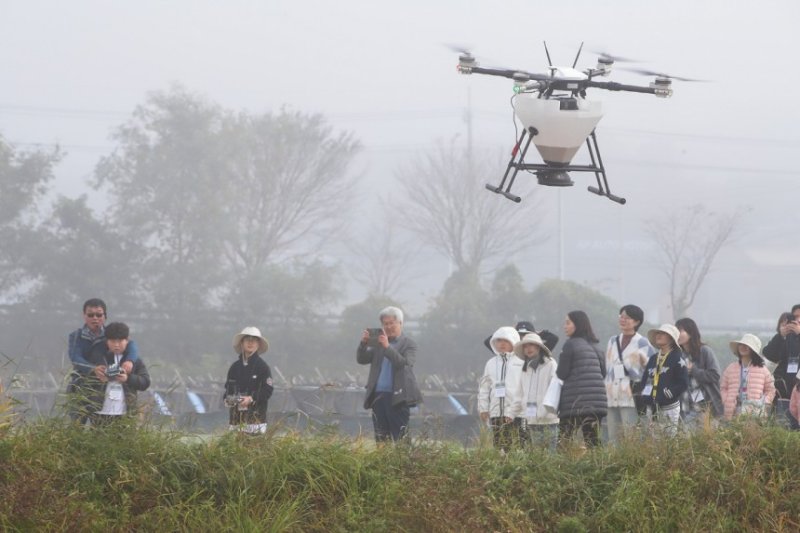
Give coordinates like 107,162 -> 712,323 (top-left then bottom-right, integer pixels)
224,326 -> 274,435
357,306 -> 422,442
762,306 -> 800,429
556,310 -> 607,448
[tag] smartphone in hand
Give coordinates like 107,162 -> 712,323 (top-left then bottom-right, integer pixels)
367,327 -> 384,347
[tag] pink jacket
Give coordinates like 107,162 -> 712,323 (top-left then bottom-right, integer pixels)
790,387 -> 800,421
720,362 -> 776,420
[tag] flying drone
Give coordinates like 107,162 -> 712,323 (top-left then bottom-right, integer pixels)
455,42 -> 696,205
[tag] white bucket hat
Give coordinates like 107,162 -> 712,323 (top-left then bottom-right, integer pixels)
513,333 -> 552,359
647,324 -> 680,348
729,333 -> 762,358
233,326 -> 269,355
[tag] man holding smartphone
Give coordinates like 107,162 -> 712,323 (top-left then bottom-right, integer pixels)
357,306 -> 422,442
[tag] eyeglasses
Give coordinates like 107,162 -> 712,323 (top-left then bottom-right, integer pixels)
86,313 -> 105,318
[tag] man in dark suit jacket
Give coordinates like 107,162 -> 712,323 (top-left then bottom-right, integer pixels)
357,306 -> 422,442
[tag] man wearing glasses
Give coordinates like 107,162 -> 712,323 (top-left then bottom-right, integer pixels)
66,298 -> 139,422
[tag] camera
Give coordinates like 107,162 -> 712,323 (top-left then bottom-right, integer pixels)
225,393 -> 245,408
105,365 -> 122,379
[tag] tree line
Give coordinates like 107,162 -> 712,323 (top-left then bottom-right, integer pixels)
0,85 -> 738,383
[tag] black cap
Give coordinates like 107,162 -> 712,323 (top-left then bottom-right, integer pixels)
515,321 -> 536,335
538,330 -> 560,352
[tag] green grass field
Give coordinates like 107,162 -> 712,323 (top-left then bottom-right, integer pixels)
1,412 -> 799,532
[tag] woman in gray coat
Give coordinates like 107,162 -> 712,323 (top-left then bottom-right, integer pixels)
675,317 -> 723,422
557,310 -> 607,448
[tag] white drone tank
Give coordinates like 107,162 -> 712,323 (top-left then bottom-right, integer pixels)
513,93 -> 603,166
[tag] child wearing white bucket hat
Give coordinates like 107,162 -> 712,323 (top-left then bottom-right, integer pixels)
640,324 -> 689,436
719,334 -> 776,420
512,333 -> 559,451
223,326 -> 274,434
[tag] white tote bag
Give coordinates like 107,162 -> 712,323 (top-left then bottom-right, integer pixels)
542,378 -> 563,413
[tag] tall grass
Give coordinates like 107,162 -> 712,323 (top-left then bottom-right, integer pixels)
1,419 -> 799,532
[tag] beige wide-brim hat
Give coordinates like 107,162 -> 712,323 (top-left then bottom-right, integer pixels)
513,333 -> 552,359
730,333 -> 762,357
233,326 -> 269,355
647,324 -> 680,348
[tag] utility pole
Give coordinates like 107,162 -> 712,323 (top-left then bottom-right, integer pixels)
464,86 -> 473,163
558,189 -> 565,280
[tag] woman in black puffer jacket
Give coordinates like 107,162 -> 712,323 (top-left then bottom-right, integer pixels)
556,310 -> 607,448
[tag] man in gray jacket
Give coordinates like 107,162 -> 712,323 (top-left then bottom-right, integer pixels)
357,306 -> 422,442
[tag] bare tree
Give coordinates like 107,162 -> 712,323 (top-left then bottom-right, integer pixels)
646,204 -> 742,319
346,213 -> 421,298
395,138 -> 546,274
221,109 -> 361,273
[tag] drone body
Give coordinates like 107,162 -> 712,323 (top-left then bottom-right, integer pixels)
455,44 -> 684,204
514,93 -> 602,167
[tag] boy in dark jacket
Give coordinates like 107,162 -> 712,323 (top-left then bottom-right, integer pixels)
85,322 -> 150,425
224,326 -> 274,435
641,324 -> 689,436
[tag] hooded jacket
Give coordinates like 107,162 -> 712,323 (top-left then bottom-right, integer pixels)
478,327 -> 523,419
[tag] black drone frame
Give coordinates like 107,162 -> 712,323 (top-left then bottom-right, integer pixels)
486,126 -> 626,205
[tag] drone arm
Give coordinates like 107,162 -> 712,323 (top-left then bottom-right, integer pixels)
466,66 -> 549,82
587,80 -> 670,97
586,81 -> 654,93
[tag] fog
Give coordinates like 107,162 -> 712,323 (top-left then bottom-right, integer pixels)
1,1 -> 798,385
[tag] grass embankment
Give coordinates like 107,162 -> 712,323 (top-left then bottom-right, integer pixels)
1,417 -> 799,532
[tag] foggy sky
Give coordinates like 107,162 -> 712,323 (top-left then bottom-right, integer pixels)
1,0 -> 798,329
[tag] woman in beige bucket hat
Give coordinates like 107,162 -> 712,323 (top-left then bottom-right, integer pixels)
720,334 -> 776,420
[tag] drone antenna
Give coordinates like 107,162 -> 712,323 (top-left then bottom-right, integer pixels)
572,41 -> 584,68
543,41 -> 552,67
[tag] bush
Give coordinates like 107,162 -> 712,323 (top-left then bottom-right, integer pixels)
1,420 -> 799,531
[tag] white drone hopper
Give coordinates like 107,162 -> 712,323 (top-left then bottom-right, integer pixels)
513,93 -> 603,166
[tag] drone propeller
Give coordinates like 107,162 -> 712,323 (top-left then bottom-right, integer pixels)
443,43 -> 474,56
592,50 -> 640,63
622,67 -> 706,82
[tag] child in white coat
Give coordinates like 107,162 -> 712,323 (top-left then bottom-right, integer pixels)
478,326 -> 522,451
514,333 -> 559,451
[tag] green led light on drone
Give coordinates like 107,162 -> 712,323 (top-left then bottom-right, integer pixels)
513,86 -> 521,94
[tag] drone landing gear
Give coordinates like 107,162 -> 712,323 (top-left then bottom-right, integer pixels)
584,131 -> 626,205
485,128 -> 626,205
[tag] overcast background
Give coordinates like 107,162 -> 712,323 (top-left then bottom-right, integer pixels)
2,0 -> 798,332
